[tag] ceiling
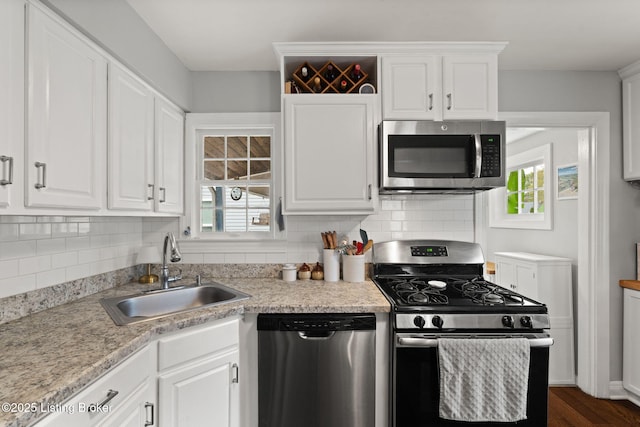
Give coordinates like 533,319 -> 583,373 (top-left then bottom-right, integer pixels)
126,0 -> 640,73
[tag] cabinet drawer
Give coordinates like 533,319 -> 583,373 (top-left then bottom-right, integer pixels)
158,317 -> 240,372
35,346 -> 154,427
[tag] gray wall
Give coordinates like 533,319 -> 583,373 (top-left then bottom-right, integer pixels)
191,71 -> 280,113
499,70 -> 640,383
42,0 -> 192,110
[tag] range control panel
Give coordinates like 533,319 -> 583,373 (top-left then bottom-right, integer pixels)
411,245 -> 448,257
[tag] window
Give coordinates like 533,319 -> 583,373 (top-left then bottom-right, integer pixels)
200,135 -> 271,233
506,161 -> 545,215
489,143 -> 552,230
184,113 -> 282,241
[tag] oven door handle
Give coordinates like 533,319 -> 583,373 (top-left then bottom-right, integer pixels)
397,337 -> 554,348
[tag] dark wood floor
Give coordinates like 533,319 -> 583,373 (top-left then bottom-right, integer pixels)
549,387 -> 640,426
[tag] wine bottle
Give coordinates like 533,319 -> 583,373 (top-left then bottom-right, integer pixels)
339,80 -> 348,93
301,66 -> 309,81
351,63 -> 363,81
312,76 -> 322,92
324,64 -> 337,82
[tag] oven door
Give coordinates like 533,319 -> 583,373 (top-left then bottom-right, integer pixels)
393,333 -> 552,427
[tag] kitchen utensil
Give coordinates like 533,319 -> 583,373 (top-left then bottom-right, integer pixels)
360,229 -> 369,246
362,240 -> 373,253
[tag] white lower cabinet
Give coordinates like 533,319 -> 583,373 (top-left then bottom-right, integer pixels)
623,288 -> 640,402
35,316 -> 240,427
35,346 -> 156,427
157,317 -> 240,427
494,252 -> 575,385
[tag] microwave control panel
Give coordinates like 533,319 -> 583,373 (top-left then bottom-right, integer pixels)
480,135 -> 501,177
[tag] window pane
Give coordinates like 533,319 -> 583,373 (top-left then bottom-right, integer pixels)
536,190 -> 545,213
522,191 -> 535,213
250,136 -> 271,158
507,170 -> 519,192
507,192 -> 519,214
200,186 -> 224,232
248,186 -> 270,208
204,136 -> 224,159
227,136 -> 248,158
249,209 -> 270,231
250,160 -> 271,178
204,161 -> 225,180
227,160 -> 248,180
536,165 -> 545,189
226,185 -> 246,206
522,167 -> 534,191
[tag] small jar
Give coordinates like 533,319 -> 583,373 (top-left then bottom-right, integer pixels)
282,263 -> 297,282
311,262 -> 324,280
298,263 -> 311,280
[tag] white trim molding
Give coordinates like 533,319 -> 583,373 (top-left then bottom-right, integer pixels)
497,112 -> 611,398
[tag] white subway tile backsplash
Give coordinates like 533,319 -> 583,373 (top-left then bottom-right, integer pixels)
36,238 -> 67,255
0,274 -> 36,298
19,254 -> 52,275
0,224 -> 18,242
0,240 -> 37,261
19,223 -> 51,240
0,259 -> 19,279
36,268 -> 66,288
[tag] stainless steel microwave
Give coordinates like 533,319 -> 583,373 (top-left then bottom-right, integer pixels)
379,120 -> 506,193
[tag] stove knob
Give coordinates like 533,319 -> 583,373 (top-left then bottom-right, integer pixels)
520,316 -> 533,328
432,315 -> 444,328
502,315 -> 515,328
413,316 -> 426,328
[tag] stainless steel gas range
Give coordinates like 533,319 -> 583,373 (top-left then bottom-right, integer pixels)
372,240 -> 553,427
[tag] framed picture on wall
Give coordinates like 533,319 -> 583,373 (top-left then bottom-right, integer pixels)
556,163 -> 578,200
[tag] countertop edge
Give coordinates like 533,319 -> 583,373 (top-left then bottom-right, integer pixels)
620,280 -> 640,291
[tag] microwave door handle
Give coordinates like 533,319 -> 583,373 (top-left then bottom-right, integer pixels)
474,133 -> 482,178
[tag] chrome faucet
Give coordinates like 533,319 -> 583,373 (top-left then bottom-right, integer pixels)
160,232 -> 182,289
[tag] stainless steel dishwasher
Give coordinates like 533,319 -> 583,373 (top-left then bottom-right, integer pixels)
257,313 -> 376,427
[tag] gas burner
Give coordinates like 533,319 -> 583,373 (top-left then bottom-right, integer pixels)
450,277 -> 525,306
405,291 -> 449,305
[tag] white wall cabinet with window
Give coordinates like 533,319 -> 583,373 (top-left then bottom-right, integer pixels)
26,2 -> 107,210
381,51 -> 503,121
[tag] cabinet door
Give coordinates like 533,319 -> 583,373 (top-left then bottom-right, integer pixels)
159,349 -> 240,427
514,264 -> 537,300
442,55 -> 497,120
283,95 -> 377,214
155,97 -> 184,214
98,381 -> 155,427
495,259 -> 515,290
624,288 -> 640,396
26,4 -> 106,209
0,0 -> 24,209
107,63 -> 154,210
622,73 -> 640,180
381,56 -> 440,120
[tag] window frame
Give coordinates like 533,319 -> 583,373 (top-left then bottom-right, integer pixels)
182,113 -> 284,242
489,143 -> 553,230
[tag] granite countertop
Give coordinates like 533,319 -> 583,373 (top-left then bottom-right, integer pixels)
0,278 -> 390,427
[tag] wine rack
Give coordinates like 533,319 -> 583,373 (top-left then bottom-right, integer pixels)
290,60 -> 371,94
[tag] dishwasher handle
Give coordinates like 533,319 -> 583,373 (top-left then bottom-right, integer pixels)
298,331 -> 336,340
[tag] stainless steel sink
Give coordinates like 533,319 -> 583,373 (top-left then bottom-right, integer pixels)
100,282 -> 250,325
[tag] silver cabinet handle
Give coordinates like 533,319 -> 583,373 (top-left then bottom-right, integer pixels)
144,402 -> 155,426
428,93 -> 433,111
0,155 -> 13,186
231,363 -> 239,384
147,184 -> 154,200
159,187 -> 166,203
367,184 -> 372,200
89,389 -> 118,412
34,162 -> 46,189
446,93 -> 452,110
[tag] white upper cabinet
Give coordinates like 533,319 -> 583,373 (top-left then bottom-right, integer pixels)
619,60 -> 640,180
382,53 -> 499,121
0,0 -> 24,209
282,95 -> 377,214
108,63 -> 155,211
26,3 -> 107,209
155,98 -> 185,214
381,56 -> 441,120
